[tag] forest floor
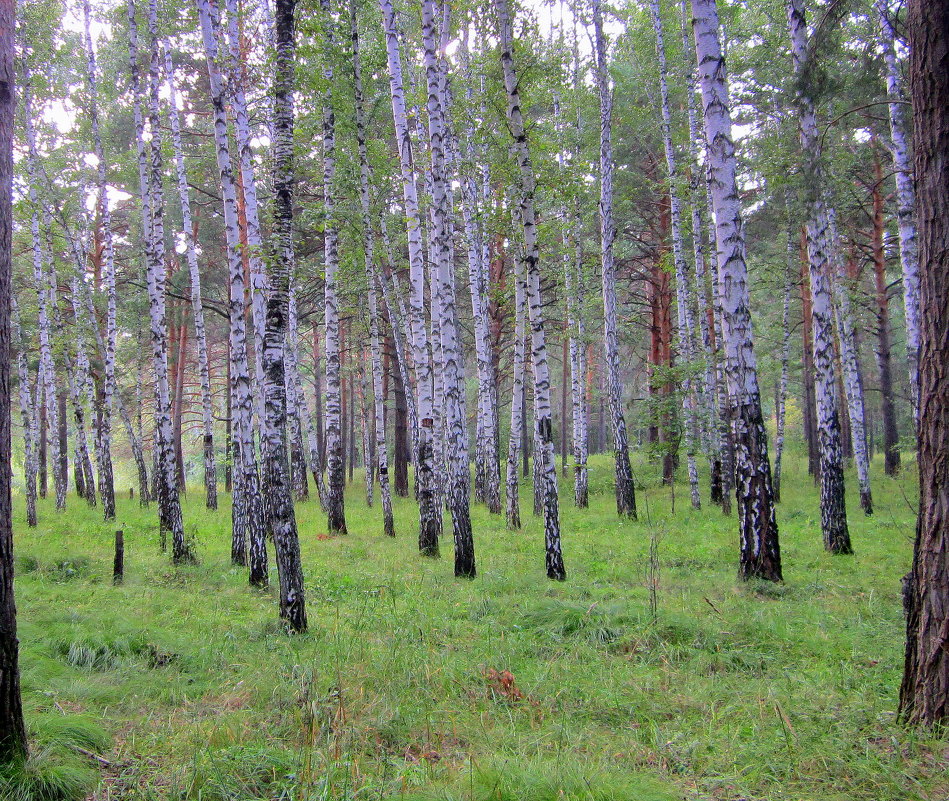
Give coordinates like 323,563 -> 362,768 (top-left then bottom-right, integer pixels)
10,451 -> 947,801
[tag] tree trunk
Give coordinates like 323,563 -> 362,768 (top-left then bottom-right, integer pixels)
134,0 -> 191,563
380,0 -> 439,556
799,238 -> 820,479
164,43 -> 217,510
38,389 -> 47,499
787,0 -> 852,554
774,214 -> 794,503
505,248 -> 527,531
352,10 -> 394,536
899,0 -> 949,726
196,0 -> 267,581
286,284 -> 310,502
262,0 -> 307,632
593,0 -> 637,519
872,148 -> 900,476
650,0 -> 701,509
692,0 -> 781,580
11,299 -> 37,528
82,0 -> 116,521
0,0 -> 27,758
877,0 -> 921,425
497,0 -> 565,579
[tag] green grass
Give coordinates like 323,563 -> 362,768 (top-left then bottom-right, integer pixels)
10,449 -> 945,800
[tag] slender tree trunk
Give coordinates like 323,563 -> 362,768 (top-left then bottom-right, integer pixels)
11,299 -> 37,528
196,0 -> 267,582
352,9 -> 394,536
422,0 -> 474,577
877,0 -> 921,425
505,253 -> 527,531
0,0 -> 27,758
871,152 -> 900,477
650,0 -> 701,509
774,216 -> 794,503
593,0 -> 636,519
827,209 -> 873,514
23,78 -> 66,511
38,389 -> 47,500
900,0 -> 949,726
82,0 -> 116,520
320,0 -> 347,534
164,44 -> 217,510
263,0 -> 307,632
286,285 -> 311,502
692,0 -> 781,580
787,0 -> 851,554
133,0 -> 191,562
380,0 -> 439,556
392,339 -> 410,498
497,0 -> 565,579
799,241 -> 820,479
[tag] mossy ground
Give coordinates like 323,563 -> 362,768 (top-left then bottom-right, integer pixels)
11,450 -> 946,800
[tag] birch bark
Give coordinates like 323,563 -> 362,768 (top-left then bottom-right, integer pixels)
593,0 -> 636,518
786,0 -> 852,554
692,0 -> 781,579
11,298 -> 37,528
497,0 -> 565,579
506,254 -> 527,530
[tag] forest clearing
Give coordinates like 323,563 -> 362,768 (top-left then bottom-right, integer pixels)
10,454 -> 943,801
0,0 -> 948,798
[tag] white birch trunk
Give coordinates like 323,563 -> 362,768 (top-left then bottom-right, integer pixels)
827,208 -> 873,514
786,0 -> 852,554
164,43 -> 218,511
506,253 -> 527,530
320,0 -> 347,536
380,0 -> 439,555
497,0 -> 565,579
196,0 -> 268,581
132,0 -> 190,562
650,0 -> 701,509
774,213 -> 794,503
593,0 -> 637,518
11,298 -> 37,527
286,283 -> 310,502
351,8 -> 394,535
422,0 -> 475,577
876,0 -> 921,424
82,0 -> 116,520
224,0 -> 268,434
692,0 -> 782,579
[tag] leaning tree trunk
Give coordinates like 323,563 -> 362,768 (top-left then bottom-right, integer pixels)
380,0 -> 439,555
11,298 -> 37,528
497,0 -> 565,579
827,209 -> 873,514
877,0 -> 921,425
505,254 -> 527,530
692,0 -> 782,581
262,0 -> 307,632
680,0 -> 725,506
82,0 -> 116,520
422,0 -> 475,577
650,0 -> 701,510
320,0 -> 347,536
133,0 -> 191,563
224,0 -> 268,435
23,77 -> 66,511
593,0 -> 636,519
0,0 -> 28,759
196,0 -> 267,581
787,0 -> 852,554
164,44 -> 217,511
900,0 -> 949,726
351,9 -> 394,536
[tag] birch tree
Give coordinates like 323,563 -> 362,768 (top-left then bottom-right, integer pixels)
593,0 -> 636,518
164,43 -> 217,511
132,0 -> 191,563
196,0 -> 267,581
11,298 -> 37,528
497,0 -> 566,579
82,0 -> 116,520
691,0 -> 781,580
380,0 -> 440,556
506,253 -> 527,530
320,0 -> 347,536
786,0 -> 852,555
